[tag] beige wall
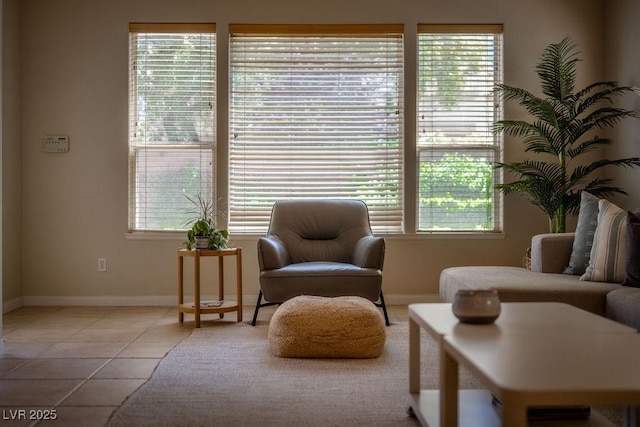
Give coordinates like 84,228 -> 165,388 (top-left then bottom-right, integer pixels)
605,0 -> 640,210
2,0 -> 22,307
8,0 -> 611,307
1,0 -> 3,339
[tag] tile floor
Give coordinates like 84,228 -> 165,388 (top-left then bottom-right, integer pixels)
0,305 -> 407,427
0,306 -> 201,427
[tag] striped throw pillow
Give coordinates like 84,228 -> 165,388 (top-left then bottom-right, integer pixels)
580,199 -> 627,283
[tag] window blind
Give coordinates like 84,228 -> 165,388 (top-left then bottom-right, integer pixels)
128,23 -> 216,232
417,25 -> 503,232
229,24 -> 404,234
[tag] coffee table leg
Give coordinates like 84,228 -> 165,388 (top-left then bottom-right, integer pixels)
440,348 -> 458,427
409,318 -> 420,394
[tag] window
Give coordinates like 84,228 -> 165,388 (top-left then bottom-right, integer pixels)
128,23 -> 216,232
417,25 -> 503,232
229,25 -> 404,233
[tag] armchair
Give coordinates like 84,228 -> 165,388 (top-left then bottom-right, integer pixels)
252,199 -> 389,326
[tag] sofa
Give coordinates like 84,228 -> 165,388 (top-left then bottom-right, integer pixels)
439,232 -> 640,330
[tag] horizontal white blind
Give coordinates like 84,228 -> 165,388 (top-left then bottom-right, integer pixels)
229,25 -> 404,234
129,24 -> 216,231
417,25 -> 503,232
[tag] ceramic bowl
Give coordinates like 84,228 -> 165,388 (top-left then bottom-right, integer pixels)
452,289 -> 501,324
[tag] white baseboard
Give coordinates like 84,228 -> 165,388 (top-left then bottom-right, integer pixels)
3,297 -> 24,314
16,293 -> 441,309
23,295 -> 179,307
384,294 -> 441,305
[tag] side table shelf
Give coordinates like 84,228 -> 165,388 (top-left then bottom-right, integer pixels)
177,248 -> 243,328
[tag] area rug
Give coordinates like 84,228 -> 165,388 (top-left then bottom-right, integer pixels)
106,319 -> 478,427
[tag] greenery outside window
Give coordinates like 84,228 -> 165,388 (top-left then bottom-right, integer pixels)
128,23 -> 216,232
229,24 -> 404,234
417,25 -> 503,232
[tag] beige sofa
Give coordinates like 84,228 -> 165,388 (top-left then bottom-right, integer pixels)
439,233 -> 640,330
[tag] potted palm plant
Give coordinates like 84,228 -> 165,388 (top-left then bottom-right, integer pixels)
183,192 -> 229,250
493,36 -> 640,233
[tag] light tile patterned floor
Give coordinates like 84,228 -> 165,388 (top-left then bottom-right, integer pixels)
0,306 -> 192,426
1,305 -> 407,426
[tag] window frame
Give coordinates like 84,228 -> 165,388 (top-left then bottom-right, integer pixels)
415,24 -> 504,234
128,23 -> 217,233
126,23 -> 507,239
227,24 -> 405,235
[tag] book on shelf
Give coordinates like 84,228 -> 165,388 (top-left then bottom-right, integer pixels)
491,396 -> 590,421
192,300 -> 224,308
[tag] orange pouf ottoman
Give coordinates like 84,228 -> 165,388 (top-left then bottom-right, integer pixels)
268,295 -> 386,359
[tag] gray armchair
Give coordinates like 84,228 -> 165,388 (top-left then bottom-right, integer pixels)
252,199 -> 388,326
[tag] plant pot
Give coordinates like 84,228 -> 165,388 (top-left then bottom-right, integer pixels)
195,236 -> 210,249
452,289 -> 501,324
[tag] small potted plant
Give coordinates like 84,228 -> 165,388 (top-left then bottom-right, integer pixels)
183,193 -> 230,250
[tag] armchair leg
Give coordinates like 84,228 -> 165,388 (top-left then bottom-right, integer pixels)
251,290 -> 263,326
375,291 -> 390,326
251,290 -> 281,326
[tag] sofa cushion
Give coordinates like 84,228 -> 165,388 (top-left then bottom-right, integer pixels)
268,295 -> 386,358
623,210 -> 640,288
581,199 -> 627,283
606,287 -> 640,330
260,261 -> 382,302
440,266 -> 620,316
564,191 -> 600,275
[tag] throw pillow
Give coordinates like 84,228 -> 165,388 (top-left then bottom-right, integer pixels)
580,199 -> 627,283
563,191 -> 600,275
622,210 -> 640,288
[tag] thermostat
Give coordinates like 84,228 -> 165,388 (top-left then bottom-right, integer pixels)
43,135 -> 70,153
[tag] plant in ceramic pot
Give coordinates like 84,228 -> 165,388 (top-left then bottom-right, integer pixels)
493,36 -> 640,233
183,193 -> 230,250
185,219 -> 229,250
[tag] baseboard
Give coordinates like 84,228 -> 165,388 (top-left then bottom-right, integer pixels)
23,295 -> 180,307
18,293 -> 441,308
384,294 -> 441,305
3,297 -> 24,314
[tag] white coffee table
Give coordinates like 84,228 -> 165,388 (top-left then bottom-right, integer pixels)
409,302 -> 640,427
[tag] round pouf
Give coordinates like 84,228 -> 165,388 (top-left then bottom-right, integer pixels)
268,295 -> 386,359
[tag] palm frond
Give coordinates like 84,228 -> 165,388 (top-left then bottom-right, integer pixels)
493,84 -> 538,104
493,120 -> 540,138
527,120 -> 565,154
582,107 -> 640,129
563,191 -> 583,215
495,120 -> 561,156
566,136 -> 611,158
575,83 -> 638,116
570,158 -> 640,185
496,160 -> 564,191
494,85 -> 554,120
521,135 -> 558,155
535,36 -> 580,101
583,181 -> 627,198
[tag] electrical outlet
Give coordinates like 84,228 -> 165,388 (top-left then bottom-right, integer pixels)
98,258 -> 107,272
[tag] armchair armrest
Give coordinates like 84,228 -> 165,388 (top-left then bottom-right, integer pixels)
530,233 -> 575,273
352,236 -> 385,269
257,236 -> 290,271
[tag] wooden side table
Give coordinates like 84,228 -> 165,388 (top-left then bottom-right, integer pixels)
177,248 -> 243,328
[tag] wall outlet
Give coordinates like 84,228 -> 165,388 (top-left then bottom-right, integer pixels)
98,258 -> 107,272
